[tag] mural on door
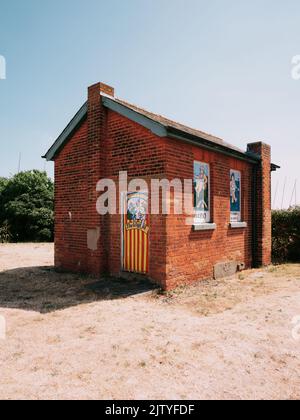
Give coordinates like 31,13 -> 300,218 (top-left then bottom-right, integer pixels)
123,191 -> 149,274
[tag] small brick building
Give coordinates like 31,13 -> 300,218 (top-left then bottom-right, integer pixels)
44,82 -> 278,290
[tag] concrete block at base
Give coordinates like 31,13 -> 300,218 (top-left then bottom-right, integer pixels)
214,261 -> 238,280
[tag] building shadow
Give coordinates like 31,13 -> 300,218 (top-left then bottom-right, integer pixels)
0,266 -> 158,314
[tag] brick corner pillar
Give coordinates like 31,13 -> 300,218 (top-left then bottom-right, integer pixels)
86,82 -> 112,276
247,142 -> 272,267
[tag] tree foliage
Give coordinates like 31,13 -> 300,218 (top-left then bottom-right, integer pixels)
272,207 -> 300,262
0,171 -> 54,242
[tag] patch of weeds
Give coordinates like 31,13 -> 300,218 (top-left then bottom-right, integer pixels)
50,370 -> 59,377
203,292 -> 218,301
112,344 -> 120,351
76,372 -> 88,381
32,317 -> 44,323
47,335 -> 61,345
12,352 -> 24,360
153,288 -> 165,296
197,308 -> 210,317
39,267 -> 54,273
254,352 -> 262,359
191,342 -> 203,350
18,294 -> 33,301
258,280 -> 265,287
267,266 -> 277,273
138,361 -> 147,368
84,326 -> 97,335
141,325 -> 155,334
41,302 -> 58,312
156,285 -> 188,300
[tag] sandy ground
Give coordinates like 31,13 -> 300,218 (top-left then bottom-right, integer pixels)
0,243 -> 300,400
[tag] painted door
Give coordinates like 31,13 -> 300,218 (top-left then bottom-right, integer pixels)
123,192 -> 149,274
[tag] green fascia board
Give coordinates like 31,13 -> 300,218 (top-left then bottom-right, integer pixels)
102,97 -> 167,138
43,98 -> 167,161
167,127 -> 261,165
43,96 -> 265,167
103,99 -> 260,165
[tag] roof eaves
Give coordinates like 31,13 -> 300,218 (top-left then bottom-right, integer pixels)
107,97 -> 259,164
271,163 -> 281,172
102,97 -> 167,138
167,126 -> 260,165
43,95 -> 274,169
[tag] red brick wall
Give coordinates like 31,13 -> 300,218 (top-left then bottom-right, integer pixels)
55,84 -> 110,277
54,119 -> 89,273
86,83 -> 107,276
53,86 -> 271,289
247,142 -> 272,266
105,111 -> 168,287
164,138 -> 254,289
54,96 -> 169,287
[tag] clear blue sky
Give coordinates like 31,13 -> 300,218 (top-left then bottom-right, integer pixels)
0,0 -> 299,209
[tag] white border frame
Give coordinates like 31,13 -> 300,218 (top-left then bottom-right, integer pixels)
193,161 -> 211,225
121,190 -> 149,272
230,169 -> 242,223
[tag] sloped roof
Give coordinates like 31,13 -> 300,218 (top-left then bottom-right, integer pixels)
112,97 -> 245,155
43,94 -> 260,163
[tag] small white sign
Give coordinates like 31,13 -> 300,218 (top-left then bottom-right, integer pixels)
193,211 -> 209,225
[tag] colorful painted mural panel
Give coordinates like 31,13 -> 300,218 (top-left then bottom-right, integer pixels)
230,169 -> 241,222
194,161 -> 210,224
123,192 -> 149,273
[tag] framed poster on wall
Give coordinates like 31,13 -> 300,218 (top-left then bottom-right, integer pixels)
194,161 -> 210,224
122,191 -> 149,274
230,169 -> 241,222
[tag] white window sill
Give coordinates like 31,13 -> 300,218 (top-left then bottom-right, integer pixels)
193,223 -> 217,231
230,222 -> 247,229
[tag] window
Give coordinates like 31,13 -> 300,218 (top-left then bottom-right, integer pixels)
194,161 -> 210,224
230,170 -> 241,222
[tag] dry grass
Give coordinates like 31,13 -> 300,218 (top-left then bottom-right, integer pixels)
0,243 -> 300,400
152,264 -> 300,317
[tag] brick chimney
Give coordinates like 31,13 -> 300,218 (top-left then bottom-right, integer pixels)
247,142 -> 272,267
86,82 -> 114,275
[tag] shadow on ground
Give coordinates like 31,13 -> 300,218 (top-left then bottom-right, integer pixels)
0,266 -> 158,314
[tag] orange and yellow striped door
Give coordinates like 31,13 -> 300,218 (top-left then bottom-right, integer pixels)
123,192 -> 149,274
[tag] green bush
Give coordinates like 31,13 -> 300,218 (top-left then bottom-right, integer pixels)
0,221 -> 11,243
0,170 -> 54,243
272,207 -> 300,262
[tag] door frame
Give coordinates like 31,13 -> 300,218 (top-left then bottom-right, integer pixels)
121,191 -> 149,274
